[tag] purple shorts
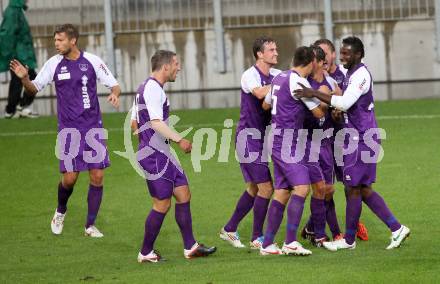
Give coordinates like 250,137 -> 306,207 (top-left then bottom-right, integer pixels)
58,128 -> 110,173
239,162 -> 272,184
272,155 -> 324,190
319,143 -> 335,185
138,153 -> 188,200
342,141 -> 377,187
236,129 -> 271,184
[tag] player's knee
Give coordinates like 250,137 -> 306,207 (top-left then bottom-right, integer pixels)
324,186 -> 335,200
257,183 -> 273,199
153,199 -> 171,213
312,190 -> 325,199
360,186 -> 373,199
175,191 -> 191,204
346,187 -> 361,198
90,171 -> 104,186
274,190 -> 290,205
294,185 -> 309,198
62,175 -> 78,188
246,183 -> 259,197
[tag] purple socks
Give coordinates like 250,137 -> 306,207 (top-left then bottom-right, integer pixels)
363,191 -> 401,232
310,197 -> 326,239
175,202 -> 197,250
325,198 -> 341,237
141,209 -> 166,255
57,182 -> 73,214
224,190 -> 255,232
262,200 -> 285,248
345,195 -> 362,244
252,196 -> 270,241
86,184 -> 103,228
285,195 -> 305,244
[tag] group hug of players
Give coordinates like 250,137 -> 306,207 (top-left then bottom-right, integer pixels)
9,23 -> 409,263
219,36 -> 410,256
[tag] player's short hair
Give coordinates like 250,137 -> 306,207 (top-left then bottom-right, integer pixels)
252,36 -> 275,60
310,45 -> 326,62
151,50 -> 177,72
342,36 -> 365,58
292,46 -> 315,67
314,38 -> 335,52
54,24 -> 79,43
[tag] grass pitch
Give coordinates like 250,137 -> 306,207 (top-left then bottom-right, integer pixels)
0,99 -> 439,283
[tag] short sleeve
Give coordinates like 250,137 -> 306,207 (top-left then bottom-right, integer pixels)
289,74 -> 320,110
269,68 -> 282,77
32,55 -> 62,91
241,68 -> 261,93
84,52 -> 118,88
143,81 -> 165,121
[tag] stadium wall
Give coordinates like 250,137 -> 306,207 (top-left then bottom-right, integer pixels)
0,19 -> 439,116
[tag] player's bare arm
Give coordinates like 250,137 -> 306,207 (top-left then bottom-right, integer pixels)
251,85 -> 271,100
150,119 -> 192,153
9,59 -> 38,95
294,82 -> 332,105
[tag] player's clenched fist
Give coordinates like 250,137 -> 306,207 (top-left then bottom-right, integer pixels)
178,138 -> 192,153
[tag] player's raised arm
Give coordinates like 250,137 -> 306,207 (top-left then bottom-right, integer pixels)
9,59 -> 38,95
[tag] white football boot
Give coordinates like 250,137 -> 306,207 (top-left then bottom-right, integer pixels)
51,210 -> 66,235
323,238 -> 356,251
249,236 -> 264,250
386,225 -> 410,250
84,225 -> 104,238
260,243 -> 283,255
219,228 -> 245,248
281,241 -> 312,256
137,250 -> 162,263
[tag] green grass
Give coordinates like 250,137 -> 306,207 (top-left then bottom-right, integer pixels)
1,99 -> 439,283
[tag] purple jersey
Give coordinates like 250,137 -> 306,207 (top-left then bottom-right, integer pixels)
329,64 -> 346,90
331,63 -> 379,186
32,52 -> 118,130
271,70 -> 320,138
304,75 -> 335,135
134,77 -> 187,190
237,65 -> 281,133
270,70 -> 324,188
341,63 -> 378,133
235,65 -> 280,170
135,77 -> 170,152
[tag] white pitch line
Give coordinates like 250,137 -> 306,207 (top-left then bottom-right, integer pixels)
1,114 -> 439,137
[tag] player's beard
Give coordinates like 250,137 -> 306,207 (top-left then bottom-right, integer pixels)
58,47 -> 72,56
